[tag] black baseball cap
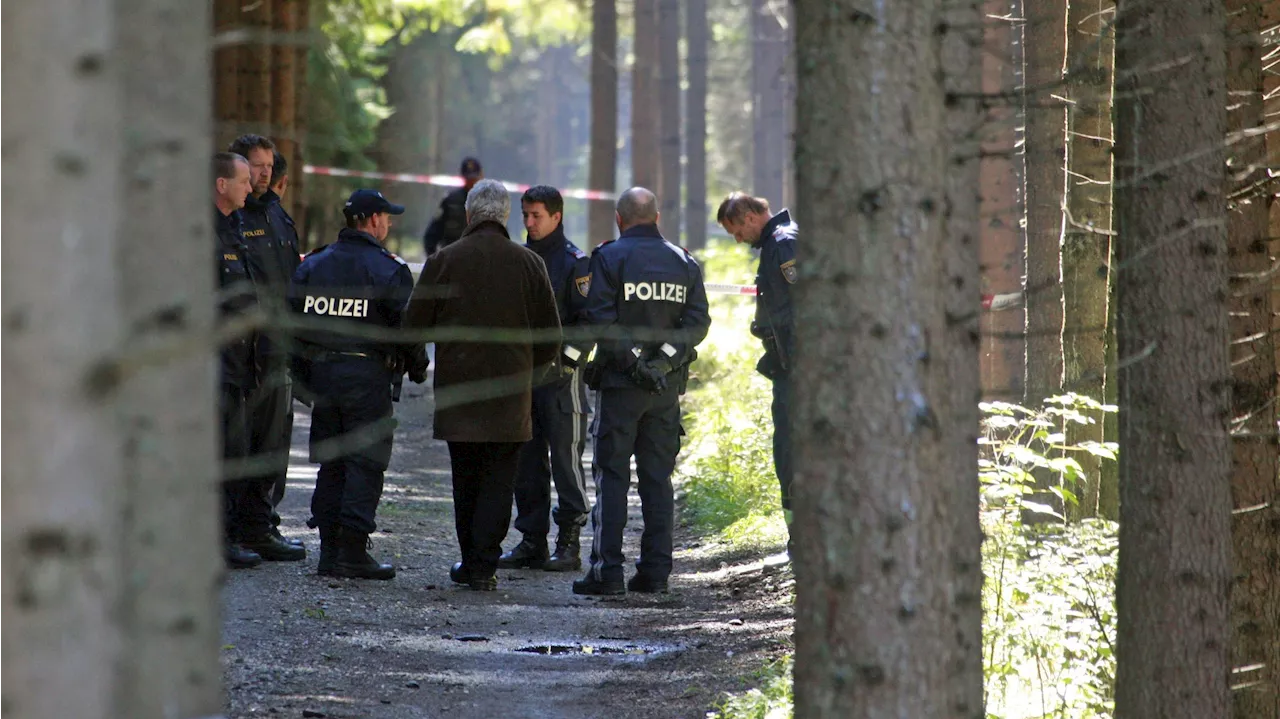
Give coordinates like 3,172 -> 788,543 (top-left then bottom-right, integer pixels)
343,189 -> 405,217
459,157 -> 483,178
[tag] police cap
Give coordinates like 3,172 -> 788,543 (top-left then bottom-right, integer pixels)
343,188 -> 405,218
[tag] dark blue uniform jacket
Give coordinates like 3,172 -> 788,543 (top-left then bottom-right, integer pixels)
752,209 -> 798,367
240,190 -> 301,358
216,207 -> 257,389
526,224 -> 593,364
584,223 -> 711,389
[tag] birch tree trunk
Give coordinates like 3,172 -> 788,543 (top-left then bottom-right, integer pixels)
1113,0 -> 1233,716
792,0 -> 985,713
115,0 -> 223,710
3,3 -> 128,715
684,0 -> 708,249
589,0 -> 619,245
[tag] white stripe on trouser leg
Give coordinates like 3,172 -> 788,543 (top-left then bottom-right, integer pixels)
569,368 -> 588,502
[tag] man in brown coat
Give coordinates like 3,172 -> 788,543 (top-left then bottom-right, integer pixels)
404,178 -> 562,591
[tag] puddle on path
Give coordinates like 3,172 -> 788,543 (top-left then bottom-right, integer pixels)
514,642 -> 669,657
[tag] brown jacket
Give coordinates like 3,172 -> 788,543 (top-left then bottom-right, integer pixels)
404,220 -> 561,442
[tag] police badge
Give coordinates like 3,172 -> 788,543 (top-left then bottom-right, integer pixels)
780,259 -> 798,285
576,274 -> 592,297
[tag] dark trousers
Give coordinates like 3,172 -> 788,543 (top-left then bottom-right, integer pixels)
771,373 -> 793,511
448,441 -> 523,577
513,373 -> 591,540
222,384 -> 272,540
587,385 -> 682,583
307,359 -> 395,535
247,353 -> 294,528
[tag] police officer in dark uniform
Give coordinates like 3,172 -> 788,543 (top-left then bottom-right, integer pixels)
227,134 -> 306,561
214,151 -> 266,569
290,189 -> 429,580
499,185 -> 594,572
717,192 -> 797,538
572,187 -> 711,596
422,157 -> 483,256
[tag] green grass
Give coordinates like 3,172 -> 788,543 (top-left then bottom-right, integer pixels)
706,656 -> 794,719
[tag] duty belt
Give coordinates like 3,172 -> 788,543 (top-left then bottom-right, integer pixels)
305,349 -> 383,363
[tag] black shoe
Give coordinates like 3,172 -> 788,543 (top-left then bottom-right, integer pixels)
241,533 -> 307,562
334,530 -> 395,580
316,525 -> 340,576
449,561 -> 470,585
225,543 -> 262,569
572,572 -> 625,596
498,538 -> 548,569
627,573 -> 669,594
271,525 -> 306,548
544,526 -> 582,572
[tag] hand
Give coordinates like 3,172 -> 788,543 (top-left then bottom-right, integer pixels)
628,360 -> 669,395
408,366 -> 428,384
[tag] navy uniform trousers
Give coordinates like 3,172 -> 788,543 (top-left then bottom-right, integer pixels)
771,372 -> 793,511
513,370 -> 591,538
307,357 -> 396,535
587,383 -> 682,583
222,384 -> 272,538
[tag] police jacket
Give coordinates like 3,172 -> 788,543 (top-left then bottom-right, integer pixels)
422,186 -> 468,255
752,209 -> 798,363
584,223 -> 711,389
216,207 -> 257,388
240,190 -> 301,358
526,224 -> 593,367
289,228 -> 419,370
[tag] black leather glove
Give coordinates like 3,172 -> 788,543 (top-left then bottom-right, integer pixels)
408,366 -> 428,384
749,320 -> 771,340
628,359 -> 670,395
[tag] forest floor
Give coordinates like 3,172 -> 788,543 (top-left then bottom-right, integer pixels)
222,381 -> 795,719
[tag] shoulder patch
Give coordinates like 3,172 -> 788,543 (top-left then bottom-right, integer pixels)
568,242 -> 587,260
772,221 -> 799,242
304,244 -> 330,258
576,274 -> 592,297
780,259 -> 798,284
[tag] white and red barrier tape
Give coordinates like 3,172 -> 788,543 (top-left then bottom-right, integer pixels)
303,164 -> 617,202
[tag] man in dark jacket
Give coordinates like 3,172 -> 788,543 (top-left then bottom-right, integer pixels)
213,152 -> 266,569
404,179 -> 562,591
422,156 -> 484,256
499,185 -> 593,572
227,134 -> 305,562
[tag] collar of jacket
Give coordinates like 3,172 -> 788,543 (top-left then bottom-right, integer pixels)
337,227 -> 383,248
619,222 -> 663,241
461,219 -> 511,239
526,223 -> 567,256
214,205 -> 240,230
243,190 -> 277,212
753,209 -> 792,249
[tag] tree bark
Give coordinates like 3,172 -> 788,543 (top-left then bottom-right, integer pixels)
684,0 -> 708,249
3,4 -> 128,716
658,0 -> 682,238
293,0 -> 310,239
751,0 -> 785,205
1062,0 -> 1115,520
238,0 -> 273,134
792,0 -> 985,714
272,0 -> 299,215
115,0 -> 222,713
1225,0 -> 1280,713
1022,0 -> 1067,407
1113,1 -> 1233,717
214,0 -> 241,147
589,0 -> 619,246
631,0 -> 659,189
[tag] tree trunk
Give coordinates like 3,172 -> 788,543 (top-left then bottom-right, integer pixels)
1112,1 -> 1232,717
1022,0 -> 1067,407
1062,0 -> 1115,520
792,0 -> 984,714
293,0 -> 310,240
214,0 -> 241,147
631,0 -> 659,189
658,0 -> 682,238
684,0 -> 708,249
238,0 -> 273,134
115,0 -> 222,713
751,0 -> 785,205
272,0 -> 299,215
3,4 -> 128,715
1225,0 -> 1280,713
589,0 -> 619,246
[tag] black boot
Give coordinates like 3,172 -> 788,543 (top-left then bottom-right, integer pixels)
626,573 -> 669,594
497,537 -> 548,569
572,571 -> 625,596
544,525 -> 582,572
241,531 -> 306,562
449,561 -> 497,591
270,524 -> 306,548
316,525 -> 340,576
334,529 -> 396,581
225,542 -> 262,570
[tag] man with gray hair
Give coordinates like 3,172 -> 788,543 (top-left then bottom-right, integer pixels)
404,178 -> 562,591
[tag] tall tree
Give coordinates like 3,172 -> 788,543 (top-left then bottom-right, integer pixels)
658,0 -> 682,237
1225,0 -> 1280,713
214,0 -> 241,147
239,0 -> 274,133
751,0 -> 785,204
588,0 -> 619,246
1022,0 -> 1066,406
272,0 -> 300,214
4,4 -> 129,716
684,0 -> 708,249
1062,0 -> 1116,520
115,0 -> 223,712
792,0 -> 985,713
631,0 -> 659,188
1112,1 -> 1232,717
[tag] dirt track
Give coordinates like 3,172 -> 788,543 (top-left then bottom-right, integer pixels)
222,381 -> 794,719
